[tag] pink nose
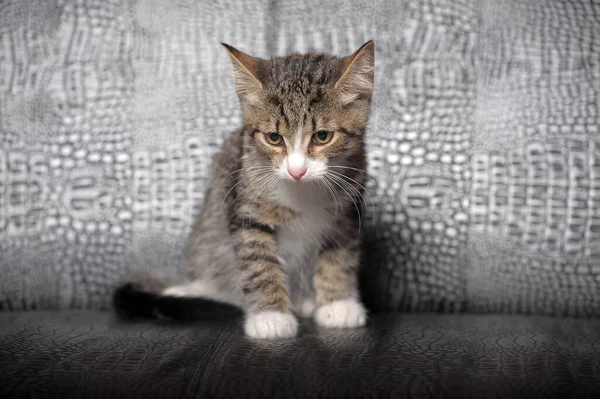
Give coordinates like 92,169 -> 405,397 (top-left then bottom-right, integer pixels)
288,166 -> 307,180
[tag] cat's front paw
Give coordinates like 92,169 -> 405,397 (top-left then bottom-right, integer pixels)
244,311 -> 298,339
314,297 -> 367,329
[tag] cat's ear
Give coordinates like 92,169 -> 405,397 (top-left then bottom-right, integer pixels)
335,40 -> 375,104
222,43 -> 264,103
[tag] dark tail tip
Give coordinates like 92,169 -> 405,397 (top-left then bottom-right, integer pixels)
112,281 -> 244,322
113,282 -> 160,320
155,295 -> 244,321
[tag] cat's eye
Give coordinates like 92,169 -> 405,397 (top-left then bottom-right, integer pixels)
312,130 -> 334,145
265,132 -> 283,145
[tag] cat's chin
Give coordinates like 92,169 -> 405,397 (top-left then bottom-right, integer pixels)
277,178 -> 327,200
280,175 -> 322,186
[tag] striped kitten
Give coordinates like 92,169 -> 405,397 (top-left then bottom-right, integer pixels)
114,41 -> 375,339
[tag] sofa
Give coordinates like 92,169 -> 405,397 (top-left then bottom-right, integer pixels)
1,0 -> 600,397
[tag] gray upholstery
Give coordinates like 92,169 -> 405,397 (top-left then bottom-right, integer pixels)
1,1 -> 600,314
2,1 -> 600,397
1,311 -> 600,398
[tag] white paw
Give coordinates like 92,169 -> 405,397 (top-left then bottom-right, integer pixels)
244,311 -> 298,339
299,298 -> 316,318
314,297 -> 367,329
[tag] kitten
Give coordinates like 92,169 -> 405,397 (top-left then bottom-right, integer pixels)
114,40 -> 375,339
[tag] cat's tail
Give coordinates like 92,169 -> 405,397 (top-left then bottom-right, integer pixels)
112,274 -> 243,321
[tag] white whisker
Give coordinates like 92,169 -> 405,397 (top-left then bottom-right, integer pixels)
328,170 -> 376,224
326,173 -> 363,233
218,166 -> 274,211
328,165 -> 380,185
231,171 -> 273,207
316,178 -> 339,222
242,173 -> 280,229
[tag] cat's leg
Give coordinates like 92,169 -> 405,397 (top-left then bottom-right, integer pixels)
231,212 -> 297,339
162,279 -> 243,306
313,240 -> 367,329
288,258 -> 316,318
297,297 -> 316,318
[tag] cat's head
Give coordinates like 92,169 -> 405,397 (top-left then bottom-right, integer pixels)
223,41 -> 374,183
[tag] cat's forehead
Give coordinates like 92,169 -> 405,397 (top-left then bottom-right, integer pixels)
259,54 -> 341,127
266,54 -> 339,90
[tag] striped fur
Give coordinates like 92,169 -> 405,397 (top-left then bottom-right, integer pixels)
114,41 -> 375,339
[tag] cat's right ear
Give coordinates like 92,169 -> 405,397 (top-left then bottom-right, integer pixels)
335,40 -> 375,104
222,43 -> 263,104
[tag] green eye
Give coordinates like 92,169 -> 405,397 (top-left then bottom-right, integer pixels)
312,130 -> 334,145
265,132 -> 283,145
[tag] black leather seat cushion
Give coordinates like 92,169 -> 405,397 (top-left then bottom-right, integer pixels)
1,311 -> 599,398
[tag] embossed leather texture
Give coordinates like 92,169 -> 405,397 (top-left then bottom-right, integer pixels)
0,311 -> 599,398
2,1 -> 600,396
1,0 -> 599,316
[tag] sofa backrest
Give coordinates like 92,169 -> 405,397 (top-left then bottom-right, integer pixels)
1,0 -> 599,316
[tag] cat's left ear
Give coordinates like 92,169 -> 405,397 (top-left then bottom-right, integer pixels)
222,43 -> 264,104
335,40 -> 375,104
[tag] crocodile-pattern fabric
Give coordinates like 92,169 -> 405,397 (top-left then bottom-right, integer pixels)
1,0 -> 600,316
1,312 -> 600,398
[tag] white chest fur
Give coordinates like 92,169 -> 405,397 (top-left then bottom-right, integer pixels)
274,183 -> 333,265
277,209 -> 331,267
271,182 -> 334,301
